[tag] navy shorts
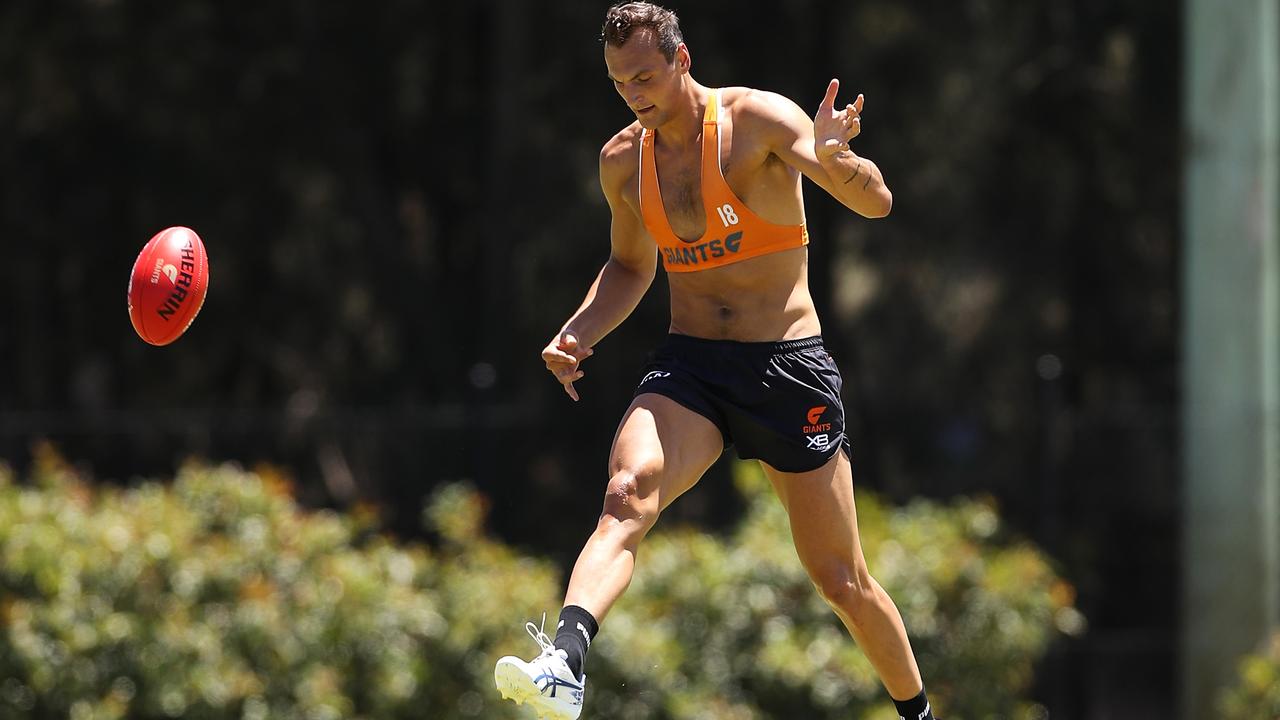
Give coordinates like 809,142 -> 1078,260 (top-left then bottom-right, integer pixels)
633,334 -> 851,473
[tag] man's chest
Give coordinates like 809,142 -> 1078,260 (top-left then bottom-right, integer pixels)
649,128 -> 774,240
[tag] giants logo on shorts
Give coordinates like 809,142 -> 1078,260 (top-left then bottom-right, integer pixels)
803,405 -> 834,451
802,405 -> 832,434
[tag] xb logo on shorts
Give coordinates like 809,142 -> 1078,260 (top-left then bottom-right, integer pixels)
804,405 -> 833,451
640,370 -> 671,385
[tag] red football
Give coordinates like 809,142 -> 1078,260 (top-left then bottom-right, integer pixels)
127,226 -> 210,346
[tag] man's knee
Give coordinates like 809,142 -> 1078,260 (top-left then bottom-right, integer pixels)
600,456 -> 662,529
811,563 -> 879,622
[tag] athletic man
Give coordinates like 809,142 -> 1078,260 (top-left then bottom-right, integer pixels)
495,4 -> 936,719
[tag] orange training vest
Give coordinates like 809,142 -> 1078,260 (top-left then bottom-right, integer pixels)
639,89 -> 809,273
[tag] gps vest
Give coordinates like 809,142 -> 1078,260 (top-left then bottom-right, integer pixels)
639,89 -> 809,273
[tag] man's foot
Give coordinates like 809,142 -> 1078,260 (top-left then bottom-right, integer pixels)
494,617 -> 586,720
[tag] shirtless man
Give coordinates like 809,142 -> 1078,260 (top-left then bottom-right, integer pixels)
495,4 -> 936,719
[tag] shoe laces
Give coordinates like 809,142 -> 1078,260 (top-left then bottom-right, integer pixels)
525,613 -> 559,658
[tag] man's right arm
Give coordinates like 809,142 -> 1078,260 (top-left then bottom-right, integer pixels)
542,135 -> 657,400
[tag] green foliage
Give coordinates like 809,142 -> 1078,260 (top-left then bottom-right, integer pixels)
1219,632 -> 1280,720
0,448 -> 559,720
0,450 -> 1077,719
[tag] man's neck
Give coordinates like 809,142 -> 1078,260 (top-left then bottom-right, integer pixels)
655,81 -> 710,148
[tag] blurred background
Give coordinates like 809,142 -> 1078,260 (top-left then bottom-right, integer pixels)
2,1 -> 1277,719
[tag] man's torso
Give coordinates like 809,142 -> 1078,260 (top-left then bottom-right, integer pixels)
609,86 -> 822,342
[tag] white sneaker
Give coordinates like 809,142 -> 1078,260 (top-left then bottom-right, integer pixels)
494,616 -> 586,720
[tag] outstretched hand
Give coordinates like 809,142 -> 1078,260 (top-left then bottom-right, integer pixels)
814,78 -> 864,160
541,331 -> 594,401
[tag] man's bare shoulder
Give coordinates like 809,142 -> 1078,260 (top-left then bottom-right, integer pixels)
598,123 -> 643,195
600,124 -> 643,171
721,86 -> 807,126
719,86 -> 810,156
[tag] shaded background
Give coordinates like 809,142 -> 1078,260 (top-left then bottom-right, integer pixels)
1,1 -> 1180,716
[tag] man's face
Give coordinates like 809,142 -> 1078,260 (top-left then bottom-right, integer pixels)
604,30 -> 686,129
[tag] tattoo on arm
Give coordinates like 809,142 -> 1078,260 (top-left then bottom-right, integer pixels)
862,171 -> 873,191
843,161 -> 864,185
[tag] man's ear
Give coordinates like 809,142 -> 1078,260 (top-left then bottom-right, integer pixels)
676,43 -> 691,73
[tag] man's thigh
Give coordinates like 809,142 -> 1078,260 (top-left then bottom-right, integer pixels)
609,392 -> 726,513
759,451 -> 868,570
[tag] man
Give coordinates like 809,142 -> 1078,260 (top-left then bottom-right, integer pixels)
495,3 -> 936,720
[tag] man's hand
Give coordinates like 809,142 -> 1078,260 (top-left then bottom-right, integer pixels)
541,331 -> 594,401
814,78 -> 864,160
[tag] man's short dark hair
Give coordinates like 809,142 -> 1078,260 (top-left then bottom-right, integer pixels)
601,2 -> 683,62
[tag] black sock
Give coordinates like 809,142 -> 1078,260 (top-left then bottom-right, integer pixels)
552,605 -> 598,679
892,688 -> 935,720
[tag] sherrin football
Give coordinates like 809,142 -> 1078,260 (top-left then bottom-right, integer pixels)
127,226 -> 209,346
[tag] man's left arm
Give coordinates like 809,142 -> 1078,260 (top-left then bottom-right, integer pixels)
766,79 -> 893,218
